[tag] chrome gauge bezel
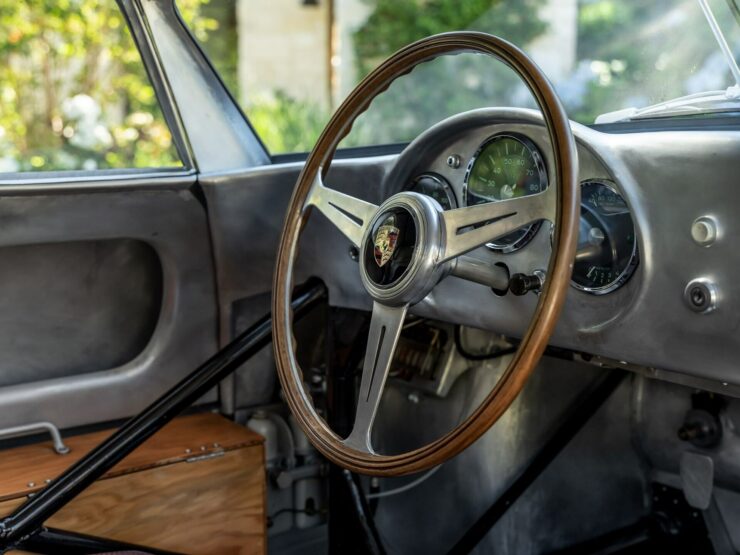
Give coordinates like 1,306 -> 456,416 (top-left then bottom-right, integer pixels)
571,179 -> 639,295
462,132 -> 548,253
408,173 -> 458,210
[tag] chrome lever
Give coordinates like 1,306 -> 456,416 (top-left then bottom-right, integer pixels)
0,421 -> 70,455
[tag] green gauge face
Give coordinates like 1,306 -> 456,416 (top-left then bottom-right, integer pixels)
464,134 -> 548,252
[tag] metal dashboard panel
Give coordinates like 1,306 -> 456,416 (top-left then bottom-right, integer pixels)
399,109 -> 740,388
202,108 -> 740,389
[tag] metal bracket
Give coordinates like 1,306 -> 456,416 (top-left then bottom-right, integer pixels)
0,422 -> 69,455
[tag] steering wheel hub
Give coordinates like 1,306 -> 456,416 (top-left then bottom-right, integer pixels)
359,192 -> 446,306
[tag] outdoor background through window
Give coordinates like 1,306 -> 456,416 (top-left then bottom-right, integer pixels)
0,0 -> 181,173
180,0 -> 739,155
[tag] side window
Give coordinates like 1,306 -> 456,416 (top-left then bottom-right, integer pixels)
0,1 -> 182,173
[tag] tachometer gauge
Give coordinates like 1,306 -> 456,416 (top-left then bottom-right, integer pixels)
571,180 -> 638,294
408,173 -> 457,210
463,133 -> 548,252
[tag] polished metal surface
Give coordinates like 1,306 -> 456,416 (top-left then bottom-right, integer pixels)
450,254 -> 510,291
306,172 -> 378,248
201,106 -> 740,389
344,302 -> 408,453
371,356 -> 647,553
441,185 -> 555,262
358,193 -> 447,306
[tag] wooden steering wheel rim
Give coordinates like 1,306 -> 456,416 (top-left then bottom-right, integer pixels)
272,32 -> 579,476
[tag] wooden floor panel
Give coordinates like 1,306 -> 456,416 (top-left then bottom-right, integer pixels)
0,413 -> 266,554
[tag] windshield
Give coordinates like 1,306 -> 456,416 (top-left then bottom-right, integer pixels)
179,0 -> 740,153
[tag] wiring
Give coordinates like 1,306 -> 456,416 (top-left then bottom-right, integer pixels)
454,325 -> 518,361
366,464 -> 443,499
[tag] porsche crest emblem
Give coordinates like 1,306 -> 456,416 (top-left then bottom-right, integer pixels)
373,221 -> 400,268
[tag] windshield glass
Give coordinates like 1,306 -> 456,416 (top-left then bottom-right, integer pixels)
179,0 -> 740,154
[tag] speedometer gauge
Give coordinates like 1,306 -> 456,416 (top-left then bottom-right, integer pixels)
463,133 -> 547,252
571,180 -> 638,294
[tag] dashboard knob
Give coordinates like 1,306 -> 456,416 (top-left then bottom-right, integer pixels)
691,216 -> 718,247
684,279 -> 718,314
510,271 -> 545,296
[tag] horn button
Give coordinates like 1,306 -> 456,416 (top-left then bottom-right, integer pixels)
359,192 -> 447,305
364,208 -> 417,286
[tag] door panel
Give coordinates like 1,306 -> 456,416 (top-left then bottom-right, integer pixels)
0,238 -> 161,388
0,174 -> 218,430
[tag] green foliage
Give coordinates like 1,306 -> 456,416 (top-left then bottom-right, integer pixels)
353,0 -> 547,77
343,0 -> 547,147
182,0 -> 548,153
246,91 -> 330,154
0,0 -> 216,171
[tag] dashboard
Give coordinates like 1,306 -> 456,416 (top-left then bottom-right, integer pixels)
329,107 -> 740,391
405,132 -> 639,295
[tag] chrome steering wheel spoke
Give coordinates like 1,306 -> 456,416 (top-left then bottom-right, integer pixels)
305,171 -> 379,248
344,302 -> 408,454
441,186 -> 555,261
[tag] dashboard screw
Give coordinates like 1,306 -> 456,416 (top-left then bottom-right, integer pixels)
446,154 -> 461,169
684,279 -> 717,314
690,287 -> 705,307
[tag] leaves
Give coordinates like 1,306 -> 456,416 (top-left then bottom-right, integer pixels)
0,0 -> 185,171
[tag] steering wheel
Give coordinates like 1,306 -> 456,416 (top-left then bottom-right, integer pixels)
273,32 -> 579,476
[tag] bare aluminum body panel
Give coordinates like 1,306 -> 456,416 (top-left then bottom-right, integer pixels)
201,109 -> 740,390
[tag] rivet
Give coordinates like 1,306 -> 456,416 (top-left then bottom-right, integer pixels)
27,482 -> 35,488
185,448 -> 192,454
446,154 -> 461,169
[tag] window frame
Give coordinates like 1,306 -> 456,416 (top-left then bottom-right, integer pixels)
0,0 -> 195,180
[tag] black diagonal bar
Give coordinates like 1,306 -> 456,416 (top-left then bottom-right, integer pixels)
447,369 -> 627,555
18,526 -> 182,555
0,282 -> 326,549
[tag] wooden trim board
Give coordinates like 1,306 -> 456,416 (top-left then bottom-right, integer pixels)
0,413 -> 266,554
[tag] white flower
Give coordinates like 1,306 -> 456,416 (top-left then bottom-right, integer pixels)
61,94 -> 101,122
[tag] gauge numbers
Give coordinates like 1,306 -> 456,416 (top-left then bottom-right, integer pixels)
463,133 -> 548,252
